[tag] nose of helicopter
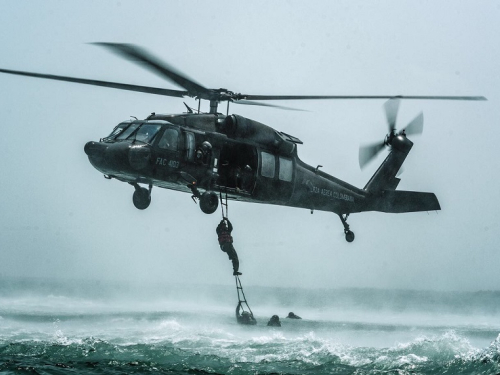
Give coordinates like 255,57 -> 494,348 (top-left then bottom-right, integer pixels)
84,141 -> 107,163
84,141 -> 103,155
84,141 -> 111,173
84,141 -> 151,174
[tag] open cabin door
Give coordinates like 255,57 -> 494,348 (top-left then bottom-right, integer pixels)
216,142 -> 257,194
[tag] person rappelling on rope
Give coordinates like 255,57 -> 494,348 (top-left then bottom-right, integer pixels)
216,218 -> 242,276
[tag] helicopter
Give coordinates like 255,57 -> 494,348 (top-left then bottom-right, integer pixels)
0,43 -> 486,242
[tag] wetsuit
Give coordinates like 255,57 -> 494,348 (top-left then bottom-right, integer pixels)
267,315 -> 281,327
216,219 -> 240,275
235,302 -> 257,325
287,312 -> 302,319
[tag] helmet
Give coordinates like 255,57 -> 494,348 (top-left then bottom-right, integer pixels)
201,141 -> 212,152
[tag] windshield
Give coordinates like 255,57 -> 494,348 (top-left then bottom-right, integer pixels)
135,124 -> 162,144
116,123 -> 140,140
103,122 -> 129,141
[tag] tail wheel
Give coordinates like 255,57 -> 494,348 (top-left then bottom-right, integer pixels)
199,191 -> 218,214
345,230 -> 355,242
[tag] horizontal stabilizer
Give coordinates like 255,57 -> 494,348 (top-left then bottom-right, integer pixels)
372,190 -> 441,213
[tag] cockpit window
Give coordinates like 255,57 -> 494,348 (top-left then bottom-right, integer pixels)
158,128 -> 179,151
103,123 -> 129,141
135,124 -> 162,144
116,123 -> 140,140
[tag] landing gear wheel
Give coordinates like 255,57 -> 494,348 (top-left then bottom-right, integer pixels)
338,213 -> 355,242
199,191 -> 218,214
345,230 -> 355,243
132,187 -> 151,210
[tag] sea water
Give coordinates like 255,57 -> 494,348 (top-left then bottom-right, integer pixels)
0,278 -> 499,374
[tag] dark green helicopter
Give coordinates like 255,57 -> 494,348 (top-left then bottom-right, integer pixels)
0,43 -> 486,242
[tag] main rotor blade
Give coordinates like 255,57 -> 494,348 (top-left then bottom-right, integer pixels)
234,99 -> 305,111
92,43 -> 209,99
384,99 -> 400,133
0,68 -> 188,97
359,141 -> 386,169
403,112 -> 424,136
241,94 -> 487,101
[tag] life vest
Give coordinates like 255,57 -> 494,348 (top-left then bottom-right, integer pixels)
218,232 -> 233,245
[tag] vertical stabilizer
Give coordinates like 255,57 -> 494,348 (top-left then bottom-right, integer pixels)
364,135 -> 412,192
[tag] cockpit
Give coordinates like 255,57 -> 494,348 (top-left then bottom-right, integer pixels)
102,121 -> 130,141
102,122 -> 163,144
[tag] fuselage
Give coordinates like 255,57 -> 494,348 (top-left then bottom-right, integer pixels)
84,112 -> 368,215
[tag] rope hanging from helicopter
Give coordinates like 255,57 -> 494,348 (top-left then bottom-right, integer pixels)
219,189 -> 254,316
220,189 -> 229,219
235,274 -> 254,316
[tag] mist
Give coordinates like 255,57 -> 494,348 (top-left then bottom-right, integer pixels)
2,4 -> 500,373
0,1 -> 499,294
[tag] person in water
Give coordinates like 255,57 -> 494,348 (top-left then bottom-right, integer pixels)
287,312 -> 302,319
267,315 -> 281,327
236,302 -> 257,325
216,218 -> 241,276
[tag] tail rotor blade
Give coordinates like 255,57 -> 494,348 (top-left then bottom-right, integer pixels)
403,112 -> 424,136
384,99 -> 400,133
359,142 -> 386,168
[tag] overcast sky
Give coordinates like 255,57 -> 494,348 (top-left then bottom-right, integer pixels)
0,0 -> 498,291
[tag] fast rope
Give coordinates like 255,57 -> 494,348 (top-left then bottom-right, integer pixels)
220,190 -> 228,219
218,190 -> 255,320
235,274 -> 254,316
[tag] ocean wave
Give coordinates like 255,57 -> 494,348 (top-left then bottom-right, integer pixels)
1,291 -> 500,375
1,331 -> 500,374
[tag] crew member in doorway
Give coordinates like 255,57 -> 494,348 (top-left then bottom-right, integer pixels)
216,218 -> 242,276
195,141 -> 212,165
240,165 -> 253,191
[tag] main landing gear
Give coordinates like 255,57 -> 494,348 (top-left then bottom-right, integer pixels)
200,191 -> 218,214
188,181 -> 219,214
338,213 -> 355,242
131,182 -> 152,210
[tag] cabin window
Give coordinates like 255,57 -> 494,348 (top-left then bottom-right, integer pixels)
279,157 -> 293,182
116,123 -> 140,140
135,124 -> 162,144
185,131 -> 195,161
260,151 -> 275,178
158,128 -> 179,151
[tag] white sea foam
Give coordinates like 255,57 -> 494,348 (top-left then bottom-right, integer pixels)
1,287 -> 499,370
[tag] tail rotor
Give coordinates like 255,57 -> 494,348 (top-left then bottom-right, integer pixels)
359,99 -> 424,169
